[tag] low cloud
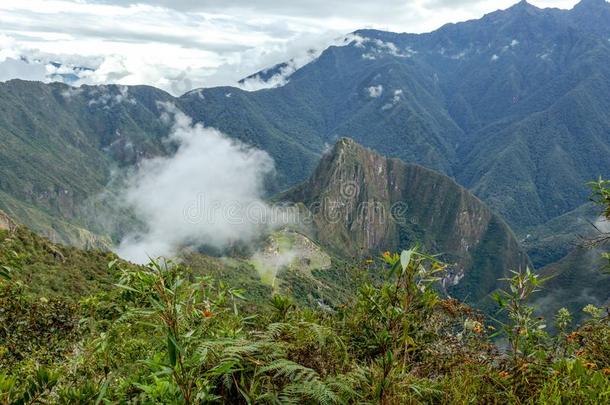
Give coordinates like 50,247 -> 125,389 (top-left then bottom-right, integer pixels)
115,103 -> 279,263
382,89 -> 403,110
367,84 -> 383,98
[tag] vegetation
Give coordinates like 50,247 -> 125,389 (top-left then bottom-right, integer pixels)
0,179 -> 608,403
1,239 -> 608,403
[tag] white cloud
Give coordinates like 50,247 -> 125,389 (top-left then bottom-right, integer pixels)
367,84 -> 383,98
382,89 -> 403,110
115,103 -> 279,263
0,57 -> 47,82
87,85 -> 136,108
238,49 -> 318,91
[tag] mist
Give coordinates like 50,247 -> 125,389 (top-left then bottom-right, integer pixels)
115,103 -> 278,264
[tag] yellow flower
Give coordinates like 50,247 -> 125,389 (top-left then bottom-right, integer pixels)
498,371 -> 510,379
602,368 -> 610,376
383,251 -> 391,258
584,362 -> 597,370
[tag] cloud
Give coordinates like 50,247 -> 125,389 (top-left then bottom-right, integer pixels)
367,85 -> 383,98
89,1 -> 581,19
0,58 -> 47,82
238,34 -> 362,91
115,103 -> 279,263
81,85 -> 135,109
382,89 -> 403,110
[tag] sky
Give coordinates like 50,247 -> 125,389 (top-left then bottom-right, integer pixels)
0,0 -> 581,95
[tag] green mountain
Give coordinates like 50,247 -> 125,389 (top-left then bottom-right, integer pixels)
0,81 -> 175,245
533,245 -> 609,325
282,139 -> 529,304
182,0 -> 610,231
523,203 -> 610,323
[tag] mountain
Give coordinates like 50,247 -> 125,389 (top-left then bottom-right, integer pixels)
282,139 -> 529,303
524,202 -> 610,324
0,0 -> 609,262
0,81 -> 173,245
522,203 -> 603,268
180,0 -> 610,231
533,244 -> 609,326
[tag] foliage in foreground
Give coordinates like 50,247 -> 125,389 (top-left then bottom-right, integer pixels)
1,246 -> 609,404
1,179 -> 609,403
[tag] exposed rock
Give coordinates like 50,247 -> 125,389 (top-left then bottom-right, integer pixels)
0,210 -> 17,232
283,138 -> 530,303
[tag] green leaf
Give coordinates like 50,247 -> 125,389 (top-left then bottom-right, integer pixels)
0,265 -> 11,280
95,380 -> 109,405
167,331 -> 177,367
400,249 -> 413,271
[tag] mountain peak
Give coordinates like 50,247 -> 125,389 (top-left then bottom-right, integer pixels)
499,1 -> 542,19
509,0 -> 539,11
283,138 -> 529,302
332,137 -> 361,153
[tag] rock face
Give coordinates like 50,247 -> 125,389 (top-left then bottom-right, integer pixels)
0,209 -> 16,232
283,138 -> 530,302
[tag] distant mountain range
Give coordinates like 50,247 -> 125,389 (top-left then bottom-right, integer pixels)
184,0 -> 610,232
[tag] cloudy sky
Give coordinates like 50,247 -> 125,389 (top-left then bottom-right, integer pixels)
0,0 -> 580,95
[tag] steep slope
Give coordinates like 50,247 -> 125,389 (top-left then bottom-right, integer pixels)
525,200 -> 610,324
533,245 -> 609,325
0,81 -> 173,245
522,203 -> 603,268
0,209 -> 118,298
282,139 -> 530,304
